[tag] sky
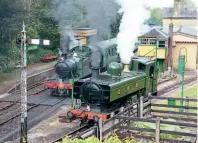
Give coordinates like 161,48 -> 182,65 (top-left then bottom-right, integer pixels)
143,0 -> 174,8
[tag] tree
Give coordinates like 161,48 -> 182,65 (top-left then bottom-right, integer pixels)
147,8 -> 162,26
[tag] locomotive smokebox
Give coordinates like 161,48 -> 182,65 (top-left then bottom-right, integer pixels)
123,64 -> 130,72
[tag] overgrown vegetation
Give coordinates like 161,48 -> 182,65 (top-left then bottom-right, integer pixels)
0,0 -> 59,73
134,119 -> 189,139
59,135 -> 153,143
147,8 -> 162,26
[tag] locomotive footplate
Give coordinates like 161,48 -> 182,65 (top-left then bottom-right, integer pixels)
67,109 -> 111,121
65,105 -> 126,126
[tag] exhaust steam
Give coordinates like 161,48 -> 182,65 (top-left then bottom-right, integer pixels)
115,0 -> 150,64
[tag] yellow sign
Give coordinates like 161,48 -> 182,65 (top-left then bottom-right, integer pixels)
136,83 -> 138,88
80,38 -> 87,45
118,90 -> 121,95
127,86 -> 130,90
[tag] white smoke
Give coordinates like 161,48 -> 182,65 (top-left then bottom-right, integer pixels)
191,0 -> 198,7
115,0 -> 150,64
67,31 -> 79,50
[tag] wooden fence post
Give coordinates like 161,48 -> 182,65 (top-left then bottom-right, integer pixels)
111,112 -> 115,134
99,118 -> 103,142
119,107 -> 124,123
128,105 -> 131,126
155,117 -> 161,143
185,96 -> 189,113
139,96 -> 143,118
148,93 -> 152,115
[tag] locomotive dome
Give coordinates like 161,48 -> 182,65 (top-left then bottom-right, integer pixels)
107,62 -> 122,76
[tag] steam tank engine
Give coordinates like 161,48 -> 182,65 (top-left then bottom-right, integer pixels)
68,57 -> 157,122
44,38 -> 120,96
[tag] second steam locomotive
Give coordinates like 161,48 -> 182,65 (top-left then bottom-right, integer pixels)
44,38 -> 120,96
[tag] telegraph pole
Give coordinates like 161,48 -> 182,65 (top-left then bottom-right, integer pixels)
20,22 -> 28,143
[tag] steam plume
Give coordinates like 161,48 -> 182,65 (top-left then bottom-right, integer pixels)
52,0 -> 118,44
78,0 -> 118,41
115,0 -> 150,64
60,30 -> 79,56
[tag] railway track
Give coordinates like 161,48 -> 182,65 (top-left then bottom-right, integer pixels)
158,76 -> 197,96
0,79 -> 69,142
10,81 -> 46,95
0,81 -> 49,127
0,97 -> 68,143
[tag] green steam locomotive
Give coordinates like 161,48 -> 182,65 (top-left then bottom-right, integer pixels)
68,57 -> 157,121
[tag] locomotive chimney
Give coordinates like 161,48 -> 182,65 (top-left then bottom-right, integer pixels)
167,23 -> 173,74
123,64 -> 130,72
60,32 -> 70,59
91,49 -> 101,79
92,69 -> 99,79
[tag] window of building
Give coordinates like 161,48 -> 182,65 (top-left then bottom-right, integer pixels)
139,39 -> 148,44
150,39 -> 156,45
158,41 -> 166,48
139,39 -> 156,45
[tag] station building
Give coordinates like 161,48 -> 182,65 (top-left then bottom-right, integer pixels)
137,0 -> 197,72
138,26 -> 197,72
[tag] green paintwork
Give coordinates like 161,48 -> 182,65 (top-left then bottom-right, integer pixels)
178,56 -> 185,75
110,73 -> 146,102
130,57 -> 157,95
157,59 -> 164,73
168,99 -> 176,106
73,57 -> 158,108
27,45 -> 38,51
107,62 -> 122,76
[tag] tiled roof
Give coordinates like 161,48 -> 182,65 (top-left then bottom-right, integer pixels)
138,27 -> 168,39
138,26 -> 197,39
163,7 -> 197,18
161,26 -> 197,37
179,27 -> 197,37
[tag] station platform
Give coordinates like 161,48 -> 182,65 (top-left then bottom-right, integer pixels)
0,61 -> 56,95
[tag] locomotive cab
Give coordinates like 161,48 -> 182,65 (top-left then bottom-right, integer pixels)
130,57 -> 158,95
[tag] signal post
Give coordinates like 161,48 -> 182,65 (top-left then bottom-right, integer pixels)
20,22 -> 28,143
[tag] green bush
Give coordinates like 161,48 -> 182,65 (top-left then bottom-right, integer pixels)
27,48 -> 57,64
58,135 -> 148,143
0,45 -> 57,73
134,119 -> 190,139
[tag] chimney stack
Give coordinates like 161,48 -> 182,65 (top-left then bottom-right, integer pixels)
123,64 -> 130,72
174,0 -> 181,17
167,23 -> 174,74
